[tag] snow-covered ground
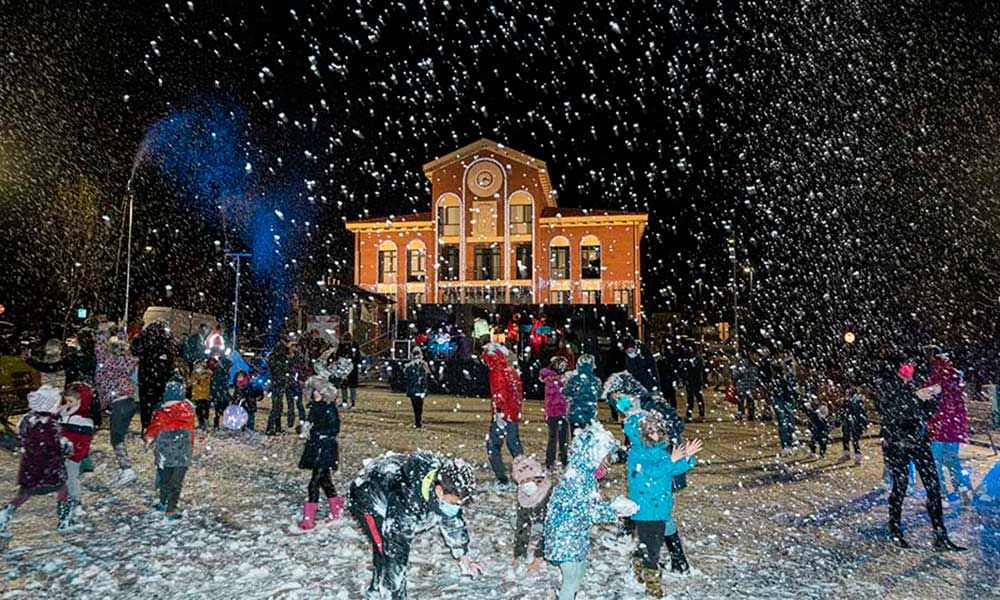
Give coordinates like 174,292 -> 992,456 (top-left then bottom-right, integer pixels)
1,384 -> 996,599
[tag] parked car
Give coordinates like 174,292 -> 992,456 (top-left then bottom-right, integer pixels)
0,321 -> 42,425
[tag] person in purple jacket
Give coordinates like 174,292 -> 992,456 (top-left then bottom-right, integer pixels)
541,355 -> 570,470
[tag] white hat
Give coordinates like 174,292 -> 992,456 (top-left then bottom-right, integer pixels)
28,385 -> 62,414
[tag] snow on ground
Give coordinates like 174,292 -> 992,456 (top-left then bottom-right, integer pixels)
1,384 -> 997,599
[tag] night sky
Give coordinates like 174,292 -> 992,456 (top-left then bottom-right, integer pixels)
3,1 -> 1000,369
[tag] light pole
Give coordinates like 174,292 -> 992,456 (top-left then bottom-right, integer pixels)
729,237 -> 738,353
122,178 -> 136,324
225,252 -> 252,351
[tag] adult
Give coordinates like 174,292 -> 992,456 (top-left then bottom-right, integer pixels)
287,343 -> 310,432
94,325 -> 140,486
732,351 -> 760,422
926,349 -> 972,505
336,332 -> 360,408
552,338 -> 577,371
657,340 -> 679,410
624,339 -> 660,397
872,352 -> 965,551
482,344 -> 524,485
771,351 -> 799,454
266,339 -> 290,436
131,321 -> 177,431
684,347 -> 706,421
182,324 -> 209,367
529,315 -> 549,356
348,454 -> 483,599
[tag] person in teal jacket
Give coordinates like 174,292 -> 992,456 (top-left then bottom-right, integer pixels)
564,354 -> 603,429
624,407 -> 702,597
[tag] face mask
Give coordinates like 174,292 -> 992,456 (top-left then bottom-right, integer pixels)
437,499 -> 461,518
626,350 -> 639,359
595,465 -> 607,480
520,482 -> 539,496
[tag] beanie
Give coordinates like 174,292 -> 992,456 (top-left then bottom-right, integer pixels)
28,385 -> 62,414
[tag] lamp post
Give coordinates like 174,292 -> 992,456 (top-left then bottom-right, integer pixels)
225,252 -> 252,351
122,179 -> 136,324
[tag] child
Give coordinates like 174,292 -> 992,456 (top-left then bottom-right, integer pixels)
59,382 -> 95,522
0,386 -> 75,539
295,370 -> 343,530
564,354 -> 603,430
624,408 -> 702,597
404,348 -> 432,428
540,356 -> 570,470
544,422 -> 638,600
190,360 -> 212,431
233,370 -> 255,431
144,379 -> 196,521
806,392 -> 831,458
511,455 -> 552,574
95,326 -> 140,486
837,387 -> 869,465
210,356 -> 232,430
482,344 -> 525,485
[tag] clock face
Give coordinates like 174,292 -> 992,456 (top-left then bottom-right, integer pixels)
467,161 -> 503,197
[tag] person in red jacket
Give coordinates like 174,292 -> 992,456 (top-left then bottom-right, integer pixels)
482,344 -> 524,485
59,382 -> 95,523
926,349 -> 972,504
144,380 -> 197,521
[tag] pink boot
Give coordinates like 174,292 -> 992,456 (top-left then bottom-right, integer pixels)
324,496 -> 345,523
298,502 -> 318,530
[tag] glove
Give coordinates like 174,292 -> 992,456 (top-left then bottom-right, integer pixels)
610,496 -> 638,517
494,412 -> 507,428
459,556 -> 484,578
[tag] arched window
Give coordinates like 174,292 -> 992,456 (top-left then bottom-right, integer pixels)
406,240 -> 427,282
377,240 -> 398,283
580,234 -> 601,279
508,191 -> 534,235
549,236 -> 570,280
437,194 -> 461,237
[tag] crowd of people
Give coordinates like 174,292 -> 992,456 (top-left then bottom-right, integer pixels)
0,313 -> 982,598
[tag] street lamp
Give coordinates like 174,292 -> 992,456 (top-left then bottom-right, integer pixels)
844,331 -> 856,344
225,251 -> 252,351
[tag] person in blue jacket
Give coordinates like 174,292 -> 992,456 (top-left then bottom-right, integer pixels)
623,403 -> 702,597
564,354 -> 603,430
544,422 -> 637,600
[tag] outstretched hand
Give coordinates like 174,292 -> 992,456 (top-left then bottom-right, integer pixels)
685,438 -> 704,458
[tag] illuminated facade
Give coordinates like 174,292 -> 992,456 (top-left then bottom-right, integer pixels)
345,139 -> 648,323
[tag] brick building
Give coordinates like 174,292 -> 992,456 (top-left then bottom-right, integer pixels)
345,139 -> 648,325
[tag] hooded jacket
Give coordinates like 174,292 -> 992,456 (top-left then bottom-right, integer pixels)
145,401 -> 196,468
405,357 -> 431,398
927,356 -> 968,443
543,423 -> 619,563
873,364 -> 940,446
564,357 -> 602,427
539,367 -> 568,418
95,329 -> 139,405
61,384 -> 95,462
624,412 -> 695,522
625,344 -> 661,395
298,400 -> 340,471
18,411 -> 71,494
482,347 -> 523,423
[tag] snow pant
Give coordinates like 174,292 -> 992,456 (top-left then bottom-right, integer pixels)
213,399 -> 228,430
774,398 -> 796,449
487,420 -> 524,484
349,481 -> 411,599
340,385 -> 357,407
286,384 -> 305,428
110,397 -> 136,470
307,467 -> 337,503
266,386 -> 284,434
557,561 -> 587,600
158,466 -> 187,514
64,459 -> 82,502
663,385 -> 677,410
138,374 -> 169,431
885,433 -> 945,535
931,441 -> 971,494
842,424 -> 862,454
546,416 -> 569,469
685,386 -> 704,420
737,389 -> 755,421
194,400 -> 211,430
408,394 -> 424,428
636,520 -> 666,568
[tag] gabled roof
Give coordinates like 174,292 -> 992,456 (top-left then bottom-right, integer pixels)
422,138 -> 556,207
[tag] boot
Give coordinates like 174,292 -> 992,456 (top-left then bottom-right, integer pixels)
324,496 -> 345,523
0,504 -> 16,537
960,490 -> 972,506
57,499 -> 77,532
298,502 -> 318,530
933,530 -> 967,552
631,549 -> 644,583
642,567 -> 663,598
113,467 -> 137,487
664,533 -> 690,574
854,452 -> 863,466
836,450 -> 851,464
889,523 -> 910,549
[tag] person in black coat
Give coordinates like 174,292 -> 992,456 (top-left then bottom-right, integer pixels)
295,380 -> 342,530
685,347 -> 706,421
348,453 -> 483,598
265,341 -> 290,436
872,352 -> 964,551
336,333 -> 361,408
657,341 -> 679,410
130,322 -> 176,431
624,339 -> 661,397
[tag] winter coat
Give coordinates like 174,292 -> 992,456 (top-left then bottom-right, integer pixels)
543,424 -> 620,563
95,329 -> 139,405
17,412 -> 71,494
624,413 -> 695,522
131,324 -> 177,390
336,342 -> 360,387
873,366 -> 940,448
299,401 -> 340,471
732,359 -> 759,395
626,346 -> 661,395
927,357 -> 969,443
838,393 -> 869,436
404,358 -> 431,398
349,452 -> 470,558
190,369 -> 212,402
540,367 -> 568,418
305,348 -> 341,404
564,359 -> 602,427
685,356 -> 705,390
183,333 -> 205,366
268,344 -> 291,389
514,491 -> 550,559
210,358 -> 232,407
289,351 -> 312,386
483,349 -> 523,423
61,385 -> 95,463
145,401 -> 196,468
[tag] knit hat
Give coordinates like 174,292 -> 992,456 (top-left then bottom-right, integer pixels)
512,455 -> 545,484
28,385 -> 62,414
438,459 -> 477,503
513,455 -> 552,509
162,379 -> 186,403
898,363 -> 915,380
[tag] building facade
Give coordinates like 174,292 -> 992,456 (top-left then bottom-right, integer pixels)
345,139 -> 648,324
